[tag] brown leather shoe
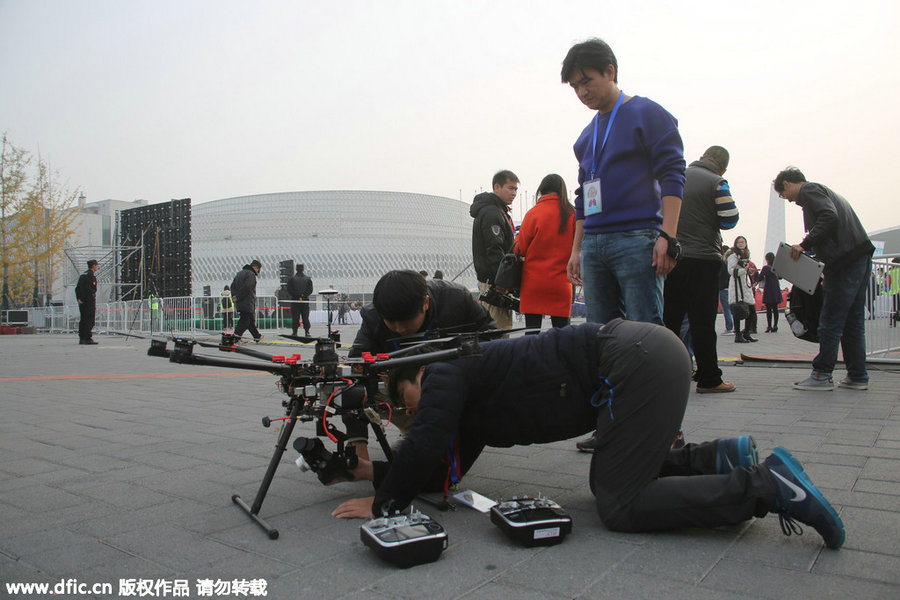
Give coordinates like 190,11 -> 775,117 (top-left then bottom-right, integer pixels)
696,381 -> 736,393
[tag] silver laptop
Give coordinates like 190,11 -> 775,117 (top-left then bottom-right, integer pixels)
772,242 -> 824,295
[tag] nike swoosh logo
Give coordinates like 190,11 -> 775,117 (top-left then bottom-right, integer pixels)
771,470 -> 807,503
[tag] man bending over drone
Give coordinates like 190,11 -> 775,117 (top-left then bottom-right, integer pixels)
344,270 -> 495,461
331,320 -> 845,549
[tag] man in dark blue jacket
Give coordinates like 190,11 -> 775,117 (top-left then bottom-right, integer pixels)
286,263 -> 313,337
75,259 -> 99,345
775,168 -> 875,391
230,259 -> 262,342
332,321 -> 845,550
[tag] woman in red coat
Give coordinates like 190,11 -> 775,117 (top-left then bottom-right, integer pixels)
514,174 -> 576,333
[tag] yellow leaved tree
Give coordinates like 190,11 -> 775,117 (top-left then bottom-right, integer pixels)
1,133 -> 77,308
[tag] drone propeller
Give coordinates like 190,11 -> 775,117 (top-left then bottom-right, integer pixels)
386,325 -> 537,348
281,333 -> 343,347
108,330 -> 152,341
281,334 -> 324,344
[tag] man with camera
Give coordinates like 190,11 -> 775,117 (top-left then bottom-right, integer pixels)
471,170 -> 519,330
345,269 -> 496,460
775,167 -> 875,391
331,321 -> 845,551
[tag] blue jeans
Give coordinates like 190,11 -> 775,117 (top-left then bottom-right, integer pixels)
581,229 -> 663,325
813,254 -> 871,381
719,288 -> 733,331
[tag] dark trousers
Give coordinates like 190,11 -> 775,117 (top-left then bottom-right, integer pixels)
746,305 -> 758,332
588,321 -> 776,532
290,300 -> 310,335
234,310 -> 260,339
663,258 -> 723,388
524,313 -> 569,334
222,311 -> 234,329
765,303 -> 779,329
78,301 -> 95,341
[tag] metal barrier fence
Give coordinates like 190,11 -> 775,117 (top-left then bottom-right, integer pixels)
7,295 -> 376,337
5,268 -> 899,360
866,255 -> 900,359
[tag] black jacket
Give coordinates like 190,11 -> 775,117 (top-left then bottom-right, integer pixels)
230,265 -> 258,313
75,269 -> 97,304
349,279 -> 495,357
796,182 -> 874,274
373,323 -> 606,512
286,272 -> 313,300
470,192 -> 515,283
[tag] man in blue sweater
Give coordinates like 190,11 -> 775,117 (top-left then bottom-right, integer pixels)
561,38 -> 686,452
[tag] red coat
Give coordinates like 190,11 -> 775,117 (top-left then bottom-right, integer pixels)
514,195 -> 575,317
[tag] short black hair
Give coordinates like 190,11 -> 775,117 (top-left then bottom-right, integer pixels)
773,167 -> 806,193
386,344 -> 436,405
296,264 -> 304,273
561,38 -> 618,84
492,170 -> 519,188
372,270 -> 428,322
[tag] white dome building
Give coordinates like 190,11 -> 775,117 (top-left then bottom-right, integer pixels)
192,191 -> 477,298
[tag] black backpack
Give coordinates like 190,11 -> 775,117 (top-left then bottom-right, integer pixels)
785,281 -> 823,343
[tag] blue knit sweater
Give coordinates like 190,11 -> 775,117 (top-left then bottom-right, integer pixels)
573,96 -> 685,234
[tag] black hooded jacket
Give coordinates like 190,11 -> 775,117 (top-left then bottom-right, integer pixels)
230,265 -> 258,313
75,269 -> 97,305
286,271 -> 313,300
470,192 -> 515,283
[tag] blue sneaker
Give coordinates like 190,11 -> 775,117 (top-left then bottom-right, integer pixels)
763,447 -> 845,549
716,435 -> 758,474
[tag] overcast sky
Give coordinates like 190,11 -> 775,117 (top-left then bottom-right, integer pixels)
2,0 -> 898,258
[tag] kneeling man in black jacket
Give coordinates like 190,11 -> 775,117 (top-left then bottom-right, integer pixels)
332,320 -> 845,549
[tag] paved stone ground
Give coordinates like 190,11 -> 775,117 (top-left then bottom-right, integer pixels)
1,317 -> 899,599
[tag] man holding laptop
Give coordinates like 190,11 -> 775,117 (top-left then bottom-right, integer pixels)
774,167 -> 875,391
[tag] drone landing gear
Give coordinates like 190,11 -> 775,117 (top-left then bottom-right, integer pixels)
231,399 -> 302,539
232,403 -> 395,540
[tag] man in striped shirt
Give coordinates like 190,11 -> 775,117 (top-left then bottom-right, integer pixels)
663,146 -> 739,393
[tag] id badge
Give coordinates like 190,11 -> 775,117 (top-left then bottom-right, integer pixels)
584,178 -> 602,216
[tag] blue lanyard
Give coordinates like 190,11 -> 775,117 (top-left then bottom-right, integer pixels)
590,91 -> 625,179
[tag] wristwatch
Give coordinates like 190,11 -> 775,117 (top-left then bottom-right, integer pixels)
658,231 -> 682,261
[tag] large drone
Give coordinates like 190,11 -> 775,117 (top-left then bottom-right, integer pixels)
146,329 -> 487,539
